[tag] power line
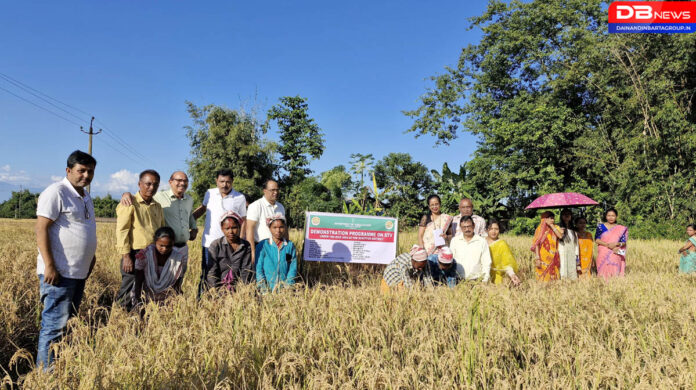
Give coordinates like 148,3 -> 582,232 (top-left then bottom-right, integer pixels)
0,72 -> 91,116
0,72 -> 156,165
96,120 -> 155,164
0,85 -> 86,127
0,84 -> 149,165
0,73 -> 91,125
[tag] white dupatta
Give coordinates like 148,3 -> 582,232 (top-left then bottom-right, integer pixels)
143,246 -> 188,294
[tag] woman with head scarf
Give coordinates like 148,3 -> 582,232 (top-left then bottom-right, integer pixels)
205,211 -> 253,291
132,226 -> 188,307
531,211 -> 563,282
255,213 -> 298,293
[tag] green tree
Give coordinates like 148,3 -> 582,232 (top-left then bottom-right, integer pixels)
405,0 -> 696,235
265,96 -> 325,185
92,194 -> 118,218
373,153 -> 433,227
283,177 -> 342,229
348,153 -> 375,212
320,165 -> 352,200
0,190 -> 38,219
185,102 -> 277,203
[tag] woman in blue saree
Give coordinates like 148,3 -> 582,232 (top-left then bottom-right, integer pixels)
678,224 -> 696,274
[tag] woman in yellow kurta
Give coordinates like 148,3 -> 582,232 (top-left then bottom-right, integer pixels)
486,220 -> 520,286
531,211 -> 563,282
575,216 -> 594,278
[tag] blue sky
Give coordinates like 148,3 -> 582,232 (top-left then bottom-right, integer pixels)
0,1 -> 486,201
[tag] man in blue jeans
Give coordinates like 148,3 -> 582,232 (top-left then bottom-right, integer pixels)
35,150 -> 98,369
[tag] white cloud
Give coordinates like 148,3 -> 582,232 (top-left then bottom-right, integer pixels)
0,164 -> 30,184
102,169 -> 139,194
51,175 -> 63,182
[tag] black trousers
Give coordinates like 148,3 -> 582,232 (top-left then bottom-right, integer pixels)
116,249 -> 139,311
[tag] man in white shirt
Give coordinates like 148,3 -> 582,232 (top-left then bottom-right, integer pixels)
450,216 -> 491,282
193,169 -> 247,295
245,179 -> 285,263
450,198 -> 487,238
35,150 -> 98,368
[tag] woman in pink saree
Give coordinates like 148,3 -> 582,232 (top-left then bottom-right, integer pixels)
594,208 -> 628,278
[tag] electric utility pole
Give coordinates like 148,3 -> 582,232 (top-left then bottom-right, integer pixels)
80,116 -> 101,193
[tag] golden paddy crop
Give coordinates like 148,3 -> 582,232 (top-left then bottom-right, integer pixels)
2,219 -> 696,388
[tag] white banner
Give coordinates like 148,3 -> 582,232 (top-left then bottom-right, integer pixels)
302,211 -> 398,264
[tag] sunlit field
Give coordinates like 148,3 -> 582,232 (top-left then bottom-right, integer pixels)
2,219 -> 696,388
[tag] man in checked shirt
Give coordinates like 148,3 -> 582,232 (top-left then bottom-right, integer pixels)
380,245 -> 435,294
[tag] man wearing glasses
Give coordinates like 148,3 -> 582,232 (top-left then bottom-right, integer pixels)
115,169 -> 165,310
192,169 -> 247,295
245,179 -> 285,264
35,150 -> 98,369
120,171 -> 198,248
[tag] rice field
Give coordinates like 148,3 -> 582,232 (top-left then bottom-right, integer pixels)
2,218 -> 696,389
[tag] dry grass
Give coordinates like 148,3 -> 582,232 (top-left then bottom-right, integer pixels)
2,219 -> 696,388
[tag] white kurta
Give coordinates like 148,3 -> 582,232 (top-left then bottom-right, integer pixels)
558,229 -> 579,280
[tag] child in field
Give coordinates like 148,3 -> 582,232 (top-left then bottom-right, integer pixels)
255,214 -> 298,293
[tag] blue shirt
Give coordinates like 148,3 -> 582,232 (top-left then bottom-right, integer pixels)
255,239 -> 298,292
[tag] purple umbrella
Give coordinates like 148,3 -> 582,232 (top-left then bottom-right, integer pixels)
525,192 -> 599,210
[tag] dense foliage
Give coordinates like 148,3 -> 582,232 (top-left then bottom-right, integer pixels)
0,190 -> 37,219
405,0 -> 696,237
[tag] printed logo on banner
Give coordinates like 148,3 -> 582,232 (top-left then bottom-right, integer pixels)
608,1 -> 696,33
311,216 -> 320,226
385,221 -> 394,230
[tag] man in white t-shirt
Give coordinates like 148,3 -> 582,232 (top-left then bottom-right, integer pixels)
450,216 -> 491,283
35,150 -> 98,369
192,169 -> 247,295
245,179 -> 285,263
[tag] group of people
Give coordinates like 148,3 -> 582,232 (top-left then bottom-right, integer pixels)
113,167 -> 298,311
36,150 -> 680,369
33,151 -> 298,368
381,196 -> 631,292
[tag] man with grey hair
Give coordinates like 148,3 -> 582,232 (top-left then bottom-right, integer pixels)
450,198 -> 487,238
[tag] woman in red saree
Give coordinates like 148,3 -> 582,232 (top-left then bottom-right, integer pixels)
531,211 -> 564,282
595,208 -> 628,278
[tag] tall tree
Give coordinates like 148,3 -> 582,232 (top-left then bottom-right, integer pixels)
266,96 -> 325,185
374,153 -> 433,227
404,0 -> 696,233
185,102 -> 276,203
320,165 -> 353,200
283,176 -> 342,229
349,153 -> 374,191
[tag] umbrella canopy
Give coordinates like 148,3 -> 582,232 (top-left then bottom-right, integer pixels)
525,192 -> 599,210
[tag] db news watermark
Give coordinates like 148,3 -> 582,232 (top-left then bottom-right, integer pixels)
609,1 -> 696,33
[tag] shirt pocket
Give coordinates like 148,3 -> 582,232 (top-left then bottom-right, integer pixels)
62,199 -> 86,222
